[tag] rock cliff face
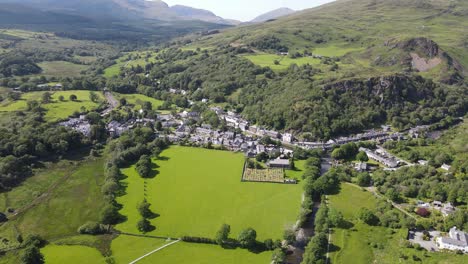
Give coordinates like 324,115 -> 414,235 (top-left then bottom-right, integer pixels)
379,37 -> 466,85
323,74 -> 436,107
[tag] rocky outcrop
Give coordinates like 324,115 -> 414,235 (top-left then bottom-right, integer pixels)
323,74 -> 436,107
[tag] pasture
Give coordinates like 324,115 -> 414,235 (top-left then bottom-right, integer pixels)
328,183 -> 466,264
137,241 -> 270,264
104,51 -> 158,77
37,61 -> 88,77
113,93 -> 164,111
0,90 -> 104,121
116,146 -> 304,240
42,245 -> 105,264
0,157 -> 107,245
244,53 -> 321,70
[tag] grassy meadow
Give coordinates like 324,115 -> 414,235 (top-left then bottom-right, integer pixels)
104,51 -> 159,77
116,146 -> 304,240
328,183 -> 466,264
0,90 -> 104,121
137,241 -> 270,264
244,53 -> 321,71
42,245 -> 105,264
113,93 -> 164,111
0,156 -> 107,253
37,61 -> 88,77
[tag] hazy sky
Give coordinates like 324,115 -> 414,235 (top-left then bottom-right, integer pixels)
162,0 -> 335,21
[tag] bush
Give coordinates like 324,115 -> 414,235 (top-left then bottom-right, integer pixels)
180,236 -> 216,244
78,222 -> 105,235
137,218 -> 152,233
20,245 -> 44,264
238,228 -> 257,249
358,208 -> 380,226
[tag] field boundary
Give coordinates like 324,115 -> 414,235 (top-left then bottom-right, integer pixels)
128,239 -> 180,264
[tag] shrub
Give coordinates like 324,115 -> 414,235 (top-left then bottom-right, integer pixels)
238,228 -> 257,249
180,236 -> 216,244
416,208 -> 431,217
137,218 -> 152,233
78,222 -> 105,235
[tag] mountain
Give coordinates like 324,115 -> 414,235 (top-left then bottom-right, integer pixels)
170,5 -> 240,25
251,7 -> 296,23
0,0 -> 236,25
0,0 -> 232,41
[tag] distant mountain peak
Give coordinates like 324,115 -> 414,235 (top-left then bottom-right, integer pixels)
251,7 -> 295,23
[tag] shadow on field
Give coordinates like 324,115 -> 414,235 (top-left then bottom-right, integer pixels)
157,156 -> 170,161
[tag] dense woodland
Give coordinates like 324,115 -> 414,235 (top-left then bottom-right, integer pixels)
0,114 -> 87,191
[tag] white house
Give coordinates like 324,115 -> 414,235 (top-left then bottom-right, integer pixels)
441,164 -> 452,171
282,133 -> 294,143
437,227 -> 468,253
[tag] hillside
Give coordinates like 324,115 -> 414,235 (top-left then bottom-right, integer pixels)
0,0 -> 231,42
190,0 -> 467,81
251,7 -> 296,23
143,0 -> 468,138
0,0 -> 236,25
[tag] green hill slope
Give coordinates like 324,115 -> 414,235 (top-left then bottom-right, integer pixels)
119,0 -> 467,139
188,0 -> 467,82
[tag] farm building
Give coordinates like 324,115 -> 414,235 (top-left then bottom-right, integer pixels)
267,159 -> 290,168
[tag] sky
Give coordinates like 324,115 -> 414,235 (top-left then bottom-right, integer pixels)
162,0 -> 336,21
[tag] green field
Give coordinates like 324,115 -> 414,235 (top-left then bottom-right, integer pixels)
42,245 -> 105,264
113,93 -> 164,111
104,51 -> 158,77
312,45 -> 364,57
328,183 -> 466,264
244,53 -> 321,70
138,241 -> 270,264
111,236 -> 169,264
37,61 -> 88,77
116,146 -> 303,240
42,235 -> 270,264
0,157 -> 107,246
0,90 -> 104,121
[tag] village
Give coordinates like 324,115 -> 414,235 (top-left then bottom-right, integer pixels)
58,100 -> 451,173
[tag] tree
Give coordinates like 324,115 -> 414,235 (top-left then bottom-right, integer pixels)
58,95 -> 65,101
264,239 -> 274,250
273,60 -> 280,65
137,218 -> 152,233
41,92 -> 52,104
238,228 -> 257,249
20,246 -> 44,264
120,98 -> 127,106
138,199 -> 153,218
215,224 -> 231,245
289,158 -> 296,170
100,205 -> 120,225
328,208 -> 345,228
356,151 -> 369,162
386,188 -> 400,202
89,91 -> 100,103
302,232 -> 328,264
283,228 -> 296,244
142,101 -> 152,111
271,248 -> 285,264
155,121 -> 163,131
358,208 -> 379,226
357,172 -> 372,187
69,94 -> 77,101
416,208 -> 431,218
136,155 -> 152,178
